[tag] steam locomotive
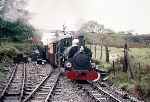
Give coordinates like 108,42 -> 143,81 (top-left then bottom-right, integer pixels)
34,31 -> 100,81
49,31 -> 100,81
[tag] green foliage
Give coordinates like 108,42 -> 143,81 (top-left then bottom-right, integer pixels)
129,48 -> 150,64
0,43 -> 19,63
10,42 -> 32,54
0,42 -> 32,63
140,74 -> 150,99
110,72 -> 132,86
0,17 -> 34,42
110,47 -> 150,101
0,17 -> 34,62
89,45 -> 150,100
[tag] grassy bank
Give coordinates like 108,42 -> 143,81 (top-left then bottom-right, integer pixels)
87,45 -> 150,101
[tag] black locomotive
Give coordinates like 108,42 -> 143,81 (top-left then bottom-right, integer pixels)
44,32 -> 100,81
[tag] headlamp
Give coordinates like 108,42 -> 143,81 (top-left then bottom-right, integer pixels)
66,62 -> 72,68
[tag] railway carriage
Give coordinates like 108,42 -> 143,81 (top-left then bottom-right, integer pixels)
45,32 -> 72,67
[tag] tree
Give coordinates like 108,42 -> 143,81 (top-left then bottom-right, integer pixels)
105,45 -> 109,63
0,0 -> 34,42
102,29 -> 115,63
0,18 -> 35,41
80,21 -> 103,33
79,20 -> 105,60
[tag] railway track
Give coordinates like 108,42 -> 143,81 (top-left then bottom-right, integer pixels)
0,63 -> 144,102
0,63 -> 53,102
77,80 -> 143,102
21,63 -> 53,101
21,63 -> 40,101
90,82 -> 130,102
95,81 -> 144,102
77,82 -> 109,102
0,65 -> 14,96
23,69 -> 60,102
0,64 -> 25,102
50,75 -> 96,102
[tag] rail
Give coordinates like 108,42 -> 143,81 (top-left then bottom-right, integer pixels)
0,64 -> 17,99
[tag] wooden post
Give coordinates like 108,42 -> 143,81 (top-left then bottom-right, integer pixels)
105,45 -> 109,63
100,42 -> 103,60
125,43 -> 134,79
128,62 -> 134,79
94,44 -> 97,59
123,43 -> 128,72
138,63 -> 141,71
133,63 -> 137,79
113,61 -> 115,77
138,63 -> 141,81
89,43 -> 91,49
92,40 -> 95,59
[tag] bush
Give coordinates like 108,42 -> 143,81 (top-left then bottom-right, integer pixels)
0,44 -> 19,63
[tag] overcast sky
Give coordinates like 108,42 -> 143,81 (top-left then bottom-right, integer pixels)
27,0 -> 150,34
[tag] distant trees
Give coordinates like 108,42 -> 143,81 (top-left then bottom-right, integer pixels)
79,20 -> 110,62
0,0 -> 34,42
0,17 -> 35,42
80,21 -> 103,34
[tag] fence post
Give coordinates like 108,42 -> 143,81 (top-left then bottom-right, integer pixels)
94,44 -> 97,59
138,63 -> 141,81
105,45 -> 109,63
113,60 -> 115,77
123,43 -> 128,72
100,44 -> 103,60
128,62 -> 134,79
89,43 -> 91,49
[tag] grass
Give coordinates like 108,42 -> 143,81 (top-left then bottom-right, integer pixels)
87,44 -> 150,101
87,45 -> 150,65
1,42 -> 32,54
129,48 -> 150,64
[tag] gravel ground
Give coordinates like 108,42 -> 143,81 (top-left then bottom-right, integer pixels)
50,75 -> 96,102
